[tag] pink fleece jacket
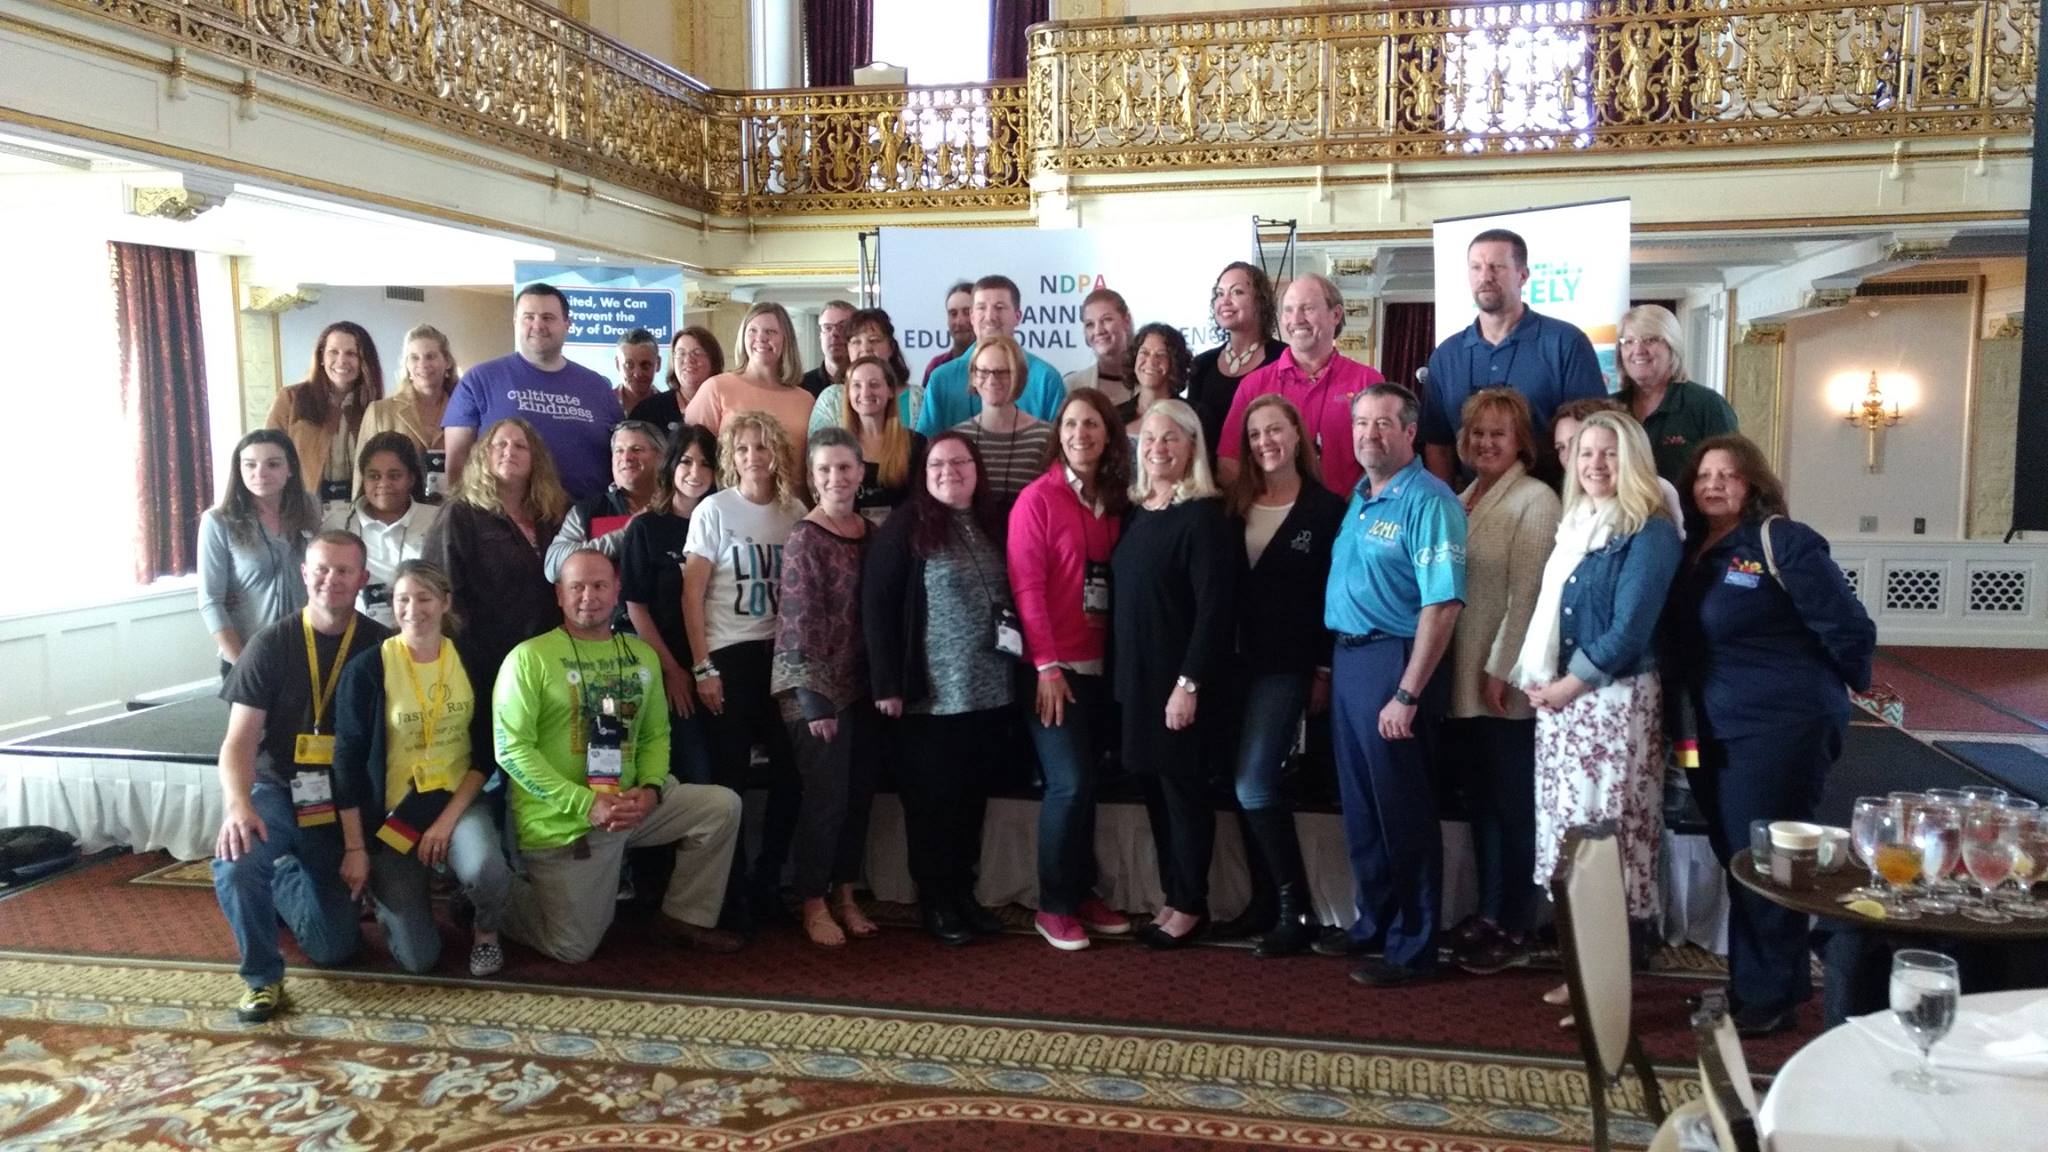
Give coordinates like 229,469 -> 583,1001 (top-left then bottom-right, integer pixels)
1005,468 -> 1120,671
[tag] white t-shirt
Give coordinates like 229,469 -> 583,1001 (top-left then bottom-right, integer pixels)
1244,500 -> 1294,567
683,488 -> 801,650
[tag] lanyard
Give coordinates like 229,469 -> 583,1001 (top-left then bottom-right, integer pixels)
566,631 -> 635,712
301,609 -> 358,734
395,636 -> 450,751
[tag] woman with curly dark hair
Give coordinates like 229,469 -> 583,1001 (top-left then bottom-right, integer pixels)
1120,322 -> 1192,430
1186,262 -> 1283,466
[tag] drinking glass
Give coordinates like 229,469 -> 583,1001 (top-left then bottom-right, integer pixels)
2002,809 -> 2048,919
1960,807 -> 2017,923
1912,805 -> 1963,914
1889,950 -> 1960,1094
1922,791 -> 1972,889
1847,796 -> 1891,901
1872,807 -> 1925,921
1959,786 -> 2009,809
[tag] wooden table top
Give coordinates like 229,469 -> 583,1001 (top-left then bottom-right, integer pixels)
1729,849 -> 2048,941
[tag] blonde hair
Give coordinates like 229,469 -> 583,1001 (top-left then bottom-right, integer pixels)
733,302 -> 804,389
838,356 -> 911,488
400,323 -> 458,398
1561,411 -> 1669,536
1619,304 -> 1686,385
717,410 -> 800,508
455,417 -> 570,526
1128,399 -> 1219,504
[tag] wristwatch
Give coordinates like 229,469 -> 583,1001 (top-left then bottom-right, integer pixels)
1175,676 -> 1199,695
1391,687 -> 1417,706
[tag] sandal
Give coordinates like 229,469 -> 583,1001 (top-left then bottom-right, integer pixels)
1542,982 -> 1571,1006
468,940 -> 504,977
836,899 -> 879,938
802,901 -> 846,948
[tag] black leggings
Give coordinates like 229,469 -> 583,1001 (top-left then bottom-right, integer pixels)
897,709 -> 999,908
706,640 -> 801,890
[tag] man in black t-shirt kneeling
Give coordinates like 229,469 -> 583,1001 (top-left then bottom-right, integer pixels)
212,530 -> 389,1022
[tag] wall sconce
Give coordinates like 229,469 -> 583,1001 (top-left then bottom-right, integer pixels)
1845,370 -> 1904,472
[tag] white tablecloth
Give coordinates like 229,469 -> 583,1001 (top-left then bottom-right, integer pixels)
1760,989 -> 2048,1152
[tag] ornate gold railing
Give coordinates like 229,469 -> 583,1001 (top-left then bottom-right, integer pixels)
26,0 -> 2039,215
1028,0 -> 2038,168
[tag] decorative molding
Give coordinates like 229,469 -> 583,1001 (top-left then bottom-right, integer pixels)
1739,323 -> 1786,345
1331,257 -> 1377,278
241,284 -> 321,314
1883,236 -> 1956,261
126,184 -> 225,222
1802,287 -> 1856,310
1989,312 -> 2024,338
686,287 -> 732,308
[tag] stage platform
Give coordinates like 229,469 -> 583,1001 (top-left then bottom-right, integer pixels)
5,700 -> 1996,953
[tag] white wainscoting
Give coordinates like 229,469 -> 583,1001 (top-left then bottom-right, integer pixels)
0,585 -> 218,737
1827,539 -> 2048,648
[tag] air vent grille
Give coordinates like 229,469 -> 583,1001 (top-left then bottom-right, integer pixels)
384,286 -> 427,303
1855,280 -> 1969,298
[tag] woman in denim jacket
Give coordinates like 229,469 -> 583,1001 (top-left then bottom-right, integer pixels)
1514,411 -> 1681,943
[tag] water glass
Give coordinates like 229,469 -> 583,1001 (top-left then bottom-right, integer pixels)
2001,809 -> 2048,920
1750,818 -> 1772,875
1913,805 -> 1963,914
1848,796 -> 1891,901
1889,950 -> 1960,1094
1872,806 -> 1924,921
1960,807 -> 2018,923
1959,785 -> 2009,809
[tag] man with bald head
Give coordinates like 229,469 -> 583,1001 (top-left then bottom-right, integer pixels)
493,548 -> 744,962
1216,272 -> 1386,495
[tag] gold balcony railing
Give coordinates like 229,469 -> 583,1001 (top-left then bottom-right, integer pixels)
29,0 -> 2039,217
1027,0 -> 2039,168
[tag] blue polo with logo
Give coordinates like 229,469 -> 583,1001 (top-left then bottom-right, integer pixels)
1325,455 -> 1468,638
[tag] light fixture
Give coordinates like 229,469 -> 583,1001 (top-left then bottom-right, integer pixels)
1845,370 -> 1904,472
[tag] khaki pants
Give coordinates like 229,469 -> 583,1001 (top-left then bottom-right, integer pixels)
506,783 -> 741,963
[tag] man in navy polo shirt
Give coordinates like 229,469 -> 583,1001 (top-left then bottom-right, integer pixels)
1317,382 -> 1466,987
1420,229 -> 1607,482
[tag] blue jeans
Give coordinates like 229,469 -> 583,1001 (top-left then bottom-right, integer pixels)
1329,637 -> 1443,970
211,777 -> 362,989
1028,670 -> 1110,916
1233,670 -> 1311,810
670,709 -> 715,786
367,802 -> 511,974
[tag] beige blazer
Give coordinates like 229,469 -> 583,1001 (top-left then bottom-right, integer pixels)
1448,463 -> 1561,720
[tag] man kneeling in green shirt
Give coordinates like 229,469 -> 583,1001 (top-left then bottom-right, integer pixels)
494,548 -> 745,961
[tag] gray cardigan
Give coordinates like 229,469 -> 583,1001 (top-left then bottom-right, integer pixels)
198,508 -> 307,654
1448,465 -> 1560,720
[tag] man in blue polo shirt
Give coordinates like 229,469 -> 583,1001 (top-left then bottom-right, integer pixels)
914,274 -> 1067,434
1420,229 -> 1607,482
1318,382 -> 1466,987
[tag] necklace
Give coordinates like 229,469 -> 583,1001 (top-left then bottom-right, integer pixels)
1220,340 -> 1262,374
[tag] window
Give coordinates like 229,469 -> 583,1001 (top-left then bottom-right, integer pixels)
871,0 -> 990,86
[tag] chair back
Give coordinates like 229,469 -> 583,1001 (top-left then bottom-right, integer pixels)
854,61 -> 908,86
1694,997 -> 1761,1152
1552,823 -> 1634,1078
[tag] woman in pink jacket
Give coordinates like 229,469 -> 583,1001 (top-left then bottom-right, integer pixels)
1007,387 -> 1134,951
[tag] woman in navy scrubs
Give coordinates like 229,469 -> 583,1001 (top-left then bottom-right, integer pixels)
1670,433 -> 1874,1036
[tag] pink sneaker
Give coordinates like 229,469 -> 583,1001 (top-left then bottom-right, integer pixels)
1035,912 -> 1089,951
1076,897 -> 1132,936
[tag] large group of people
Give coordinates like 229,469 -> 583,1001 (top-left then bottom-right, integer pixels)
201,228 -> 1873,1041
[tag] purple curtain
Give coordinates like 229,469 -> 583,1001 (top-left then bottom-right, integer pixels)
989,0 -> 1048,81
111,241 -> 212,583
1379,302 -> 1437,392
804,0 -> 874,87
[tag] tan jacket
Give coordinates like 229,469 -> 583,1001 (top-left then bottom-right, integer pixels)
1448,463 -> 1561,720
265,384 -> 355,496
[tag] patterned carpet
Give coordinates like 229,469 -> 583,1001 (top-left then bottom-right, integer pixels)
0,952 -> 1685,1150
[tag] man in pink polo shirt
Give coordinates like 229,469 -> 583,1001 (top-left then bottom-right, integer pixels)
1217,272 -> 1385,494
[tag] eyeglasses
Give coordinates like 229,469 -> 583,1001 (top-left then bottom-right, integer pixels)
970,368 -> 1013,380
1618,336 -> 1666,349
926,458 -> 975,473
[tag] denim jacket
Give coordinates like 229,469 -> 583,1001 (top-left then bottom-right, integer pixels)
1559,516 -> 1682,688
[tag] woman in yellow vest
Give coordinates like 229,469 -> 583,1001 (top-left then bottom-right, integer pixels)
333,559 -> 509,976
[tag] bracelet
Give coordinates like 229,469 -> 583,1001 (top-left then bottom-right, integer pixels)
344,846 -> 366,854
692,662 -> 720,681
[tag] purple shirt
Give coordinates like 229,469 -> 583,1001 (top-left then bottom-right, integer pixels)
1217,348 -> 1385,496
444,353 -> 623,502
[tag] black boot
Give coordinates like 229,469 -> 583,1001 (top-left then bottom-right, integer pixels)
1243,806 -> 1316,958
1210,810 -> 1277,940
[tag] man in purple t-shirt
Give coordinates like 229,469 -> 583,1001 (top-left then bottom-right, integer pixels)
443,283 -> 623,502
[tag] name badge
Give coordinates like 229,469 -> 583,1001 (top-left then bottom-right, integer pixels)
1723,569 -> 1762,589
1082,560 -> 1111,617
992,607 -> 1024,658
294,732 -> 335,766
423,451 -> 449,498
319,478 -> 352,504
586,704 -> 625,792
290,770 -> 336,827
362,582 -> 392,608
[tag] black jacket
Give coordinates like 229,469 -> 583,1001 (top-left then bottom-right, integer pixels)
861,506 -> 930,707
1111,498 -> 1236,777
1234,481 -> 1346,674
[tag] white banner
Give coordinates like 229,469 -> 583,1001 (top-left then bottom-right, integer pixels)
878,221 -> 1260,375
1431,198 -> 1630,386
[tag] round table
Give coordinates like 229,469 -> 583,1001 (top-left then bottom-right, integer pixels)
1729,849 -> 2048,941
1758,988 -> 2048,1151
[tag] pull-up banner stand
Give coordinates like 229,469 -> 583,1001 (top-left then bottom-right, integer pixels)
2012,14 -> 2048,536
877,220 -> 1259,376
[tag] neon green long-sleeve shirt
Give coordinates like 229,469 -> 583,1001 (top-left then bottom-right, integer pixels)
492,628 -> 671,851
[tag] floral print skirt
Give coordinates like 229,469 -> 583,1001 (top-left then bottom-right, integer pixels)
1533,670 -> 1665,920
